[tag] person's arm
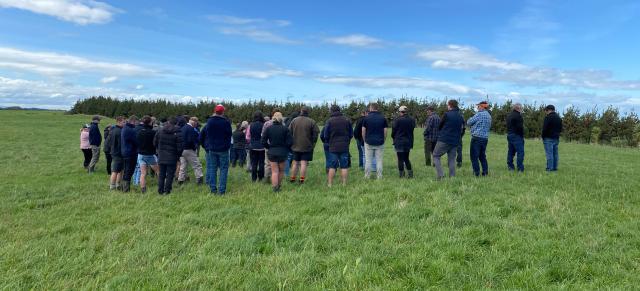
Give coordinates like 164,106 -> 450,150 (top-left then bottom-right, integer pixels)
153,131 -> 159,149
311,122 -> 320,145
347,121 -> 353,140
245,124 -> 251,142
438,113 -> 448,130
383,118 -> 389,141
175,131 -> 184,160
467,114 -> 477,126
391,119 -> 397,140
261,128 -> 270,149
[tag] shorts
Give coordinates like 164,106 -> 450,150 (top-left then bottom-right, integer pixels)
111,156 -> 124,172
327,152 -> 350,169
268,154 -> 287,163
137,154 -> 158,166
292,151 -> 313,162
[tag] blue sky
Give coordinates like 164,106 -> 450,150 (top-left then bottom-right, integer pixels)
0,0 -> 639,110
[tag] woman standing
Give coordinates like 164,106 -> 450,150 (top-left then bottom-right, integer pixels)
80,124 -> 92,169
246,111 -> 265,182
262,112 -> 292,192
154,117 -> 183,195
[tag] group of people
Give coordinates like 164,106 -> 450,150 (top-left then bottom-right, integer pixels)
80,100 -> 564,195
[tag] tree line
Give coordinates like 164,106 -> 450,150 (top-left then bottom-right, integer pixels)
69,96 -> 640,147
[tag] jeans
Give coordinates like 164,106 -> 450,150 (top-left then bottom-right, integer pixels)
470,136 -> 489,176
284,151 -> 293,177
507,134 -> 525,171
122,156 -> 137,182
231,148 -> 246,167
396,150 -> 412,172
424,140 -> 436,166
543,138 -> 559,171
158,163 -> 176,194
250,150 -> 265,181
364,143 -> 384,178
356,140 -> 365,169
207,151 -> 230,193
433,141 -> 457,178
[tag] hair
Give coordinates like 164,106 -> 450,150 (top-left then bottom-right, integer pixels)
115,116 -> 125,122
447,100 -> 459,109
128,115 -> 138,123
271,107 -> 281,116
189,116 -> 199,122
253,111 -> 264,122
300,106 -> 309,115
160,117 -> 168,123
272,112 -> 284,123
368,102 -> 379,111
330,104 -> 341,113
512,103 -> 523,111
426,106 -> 435,112
141,115 -> 152,126
168,117 -> 177,126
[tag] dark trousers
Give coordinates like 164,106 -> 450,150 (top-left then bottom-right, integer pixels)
250,150 -> 265,181
470,136 -> 489,176
231,148 -> 246,167
424,140 -> 436,166
507,134 -> 525,171
356,140 -> 365,169
158,163 -> 177,194
122,157 -> 137,181
456,139 -> 463,165
105,153 -> 112,175
81,149 -> 92,168
396,151 -> 412,171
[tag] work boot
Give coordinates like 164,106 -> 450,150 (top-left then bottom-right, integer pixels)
407,170 -> 414,178
399,170 -> 405,178
109,183 -> 116,190
196,177 -> 203,185
122,181 -> 130,192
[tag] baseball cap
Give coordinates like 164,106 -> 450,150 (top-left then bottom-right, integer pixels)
399,105 -> 408,112
545,105 -> 555,111
214,104 -> 225,114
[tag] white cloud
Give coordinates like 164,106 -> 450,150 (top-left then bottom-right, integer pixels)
135,84 -> 144,90
0,47 -> 158,77
224,66 -> 303,79
209,14 -> 297,44
218,27 -> 298,44
207,14 -> 290,27
324,34 -> 383,48
0,0 -> 120,25
100,76 -> 118,84
417,45 -> 528,71
315,76 -> 485,96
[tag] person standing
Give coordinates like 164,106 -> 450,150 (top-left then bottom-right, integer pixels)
154,117 -> 183,195
103,124 -> 113,175
506,103 -> 525,172
542,105 -> 563,172
109,116 -> 125,190
262,112 -> 293,192
120,115 -> 138,192
203,105 -> 232,194
178,117 -> 204,185
433,100 -> 464,180
362,103 -> 388,179
467,101 -> 492,177
288,106 -> 320,184
423,106 -> 440,167
246,111 -> 266,182
322,105 -> 353,187
80,125 -> 92,169
136,116 -> 159,193
261,108 -> 281,182
457,115 -> 466,168
392,106 -> 416,178
353,110 -> 366,170
87,115 -> 102,173
231,123 -> 247,168
283,112 -> 298,177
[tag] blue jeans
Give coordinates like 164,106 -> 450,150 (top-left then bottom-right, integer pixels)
507,134 -> 525,171
323,143 -> 331,170
356,140 -> 365,169
543,138 -> 559,171
284,151 -> 293,177
470,136 -> 488,176
207,150 -> 229,194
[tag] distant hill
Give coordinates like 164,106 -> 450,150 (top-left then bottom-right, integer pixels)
0,106 -> 60,111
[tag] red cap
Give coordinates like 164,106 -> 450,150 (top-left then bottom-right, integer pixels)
214,104 -> 225,114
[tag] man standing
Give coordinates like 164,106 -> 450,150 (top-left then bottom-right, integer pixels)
261,108 -> 281,182
178,117 -> 204,185
467,101 -> 492,177
109,116 -> 125,190
433,100 -> 464,180
542,105 -> 563,172
88,115 -> 102,173
103,124 -> 113,175
457,115 -> 466,168
203,105 -> 232,195
423,106 -> 440,167
154,117 -> 183,195
121,115 -> 138,192
322,105 -> 353,187
353,110 -> 366,170
506,103 -> 525,172
136,116 -> 159,193
288,106 -> 320,184
392,106 -> 416,178
362,102 -> 388,179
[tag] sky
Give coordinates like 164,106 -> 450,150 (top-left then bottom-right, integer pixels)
0,0 -> 639,111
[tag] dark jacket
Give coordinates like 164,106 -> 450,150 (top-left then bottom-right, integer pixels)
506,110 -> 524,137
202,115 -> 232,152
262,121 -> 293,158
362,111 -> 388,146
232,129 -> 246,149
103,125 -> 112,154
289,114 -> 320,152
353,116 -> 364,142
248,121 -> 265,150
542,112 -> 563,139
322,112 -> 353,153
136,125 -> 156,155
154,124 -> 183,165
437,109 -> 464,146
121,123 -> 138,158
392,114 -> 416,150
110,125 -> 123,158
181,124 -> 200,151
89,121 -> 102,146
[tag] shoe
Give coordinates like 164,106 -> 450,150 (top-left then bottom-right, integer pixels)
399,170 -> 405,178
141,186 -> 146,194
122,181 -> 130,192
109,184 -> 116,190
407,170 -> 414,178
158,190 -> 164,195
196,177 -> 203,185
272,185 -> 281,192
456,163 -> 462,168
116,184 -> 122,191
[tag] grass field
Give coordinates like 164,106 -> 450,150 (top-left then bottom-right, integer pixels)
1,110 -> 639,289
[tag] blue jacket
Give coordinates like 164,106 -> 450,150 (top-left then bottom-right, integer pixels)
362,111 -> 388,146
467,110 -> 492,139
202,115 -> 232,152
181,124 -> 200,150
120,123 -> 138,157
437,109 -> 464,146
89,122 -> 102,146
